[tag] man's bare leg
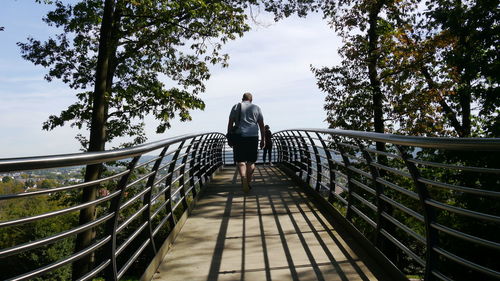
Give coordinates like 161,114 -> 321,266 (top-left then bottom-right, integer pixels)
237,162 -> 246,178
237,162 -> 249,192
246,162 -> 255,186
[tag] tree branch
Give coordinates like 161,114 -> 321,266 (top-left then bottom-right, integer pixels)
420,66 -> 465,136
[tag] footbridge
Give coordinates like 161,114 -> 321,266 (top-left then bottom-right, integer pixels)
0,129 -> 499,281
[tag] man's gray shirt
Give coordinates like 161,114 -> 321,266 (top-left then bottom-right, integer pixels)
229,101 -> 263,137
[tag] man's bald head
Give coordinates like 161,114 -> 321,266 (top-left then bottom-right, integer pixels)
242,92 -> 253,102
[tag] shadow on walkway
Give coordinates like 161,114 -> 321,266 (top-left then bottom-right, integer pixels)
152,166 -> 383,281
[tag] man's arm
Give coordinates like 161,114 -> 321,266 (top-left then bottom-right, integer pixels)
258,118 -> 265,148
227,117 -> 235,133
227,105 -> 235,133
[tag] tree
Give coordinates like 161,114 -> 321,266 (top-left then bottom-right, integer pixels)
381,0 -> 500,137
263,0 -> 392,134
0,194 -> 76,281
19,0 -> 250,148
38,179 -> 58,189
266,1 -> 500,278
419,0 -> 499,137
18,0 -> 251,278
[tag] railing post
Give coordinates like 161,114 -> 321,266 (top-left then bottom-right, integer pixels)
189,135 -> 205,197
355,140 -> 386,246
196,135 -> 209,186
293,131 -> 312,185
205,134 -> 216,178
165,141 -> 186,226
140,146 -> 170,261
284,131 -> 298,169
200,134 -> 214,182
214,134 -> 225,170
178,137 -> 197,211
315,132 -> 337,204
283,132 -> 297,164
276,132 -> 287,164
223,136 -> 227,166
208,135 -> 220,174
334,137 -> 356,221
305,131 -> 322,192
396,145 -> 438,281
284,131 -> 300,174
104,156 -> 141,281
274,133 -> 282,164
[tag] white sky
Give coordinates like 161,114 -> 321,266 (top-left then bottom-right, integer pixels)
0,2 -> 341,158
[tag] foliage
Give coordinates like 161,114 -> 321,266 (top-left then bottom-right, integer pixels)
18,0 -> 251,149
2,176 -> 12,183
379,0 -> 500,137
265,0 -> 500,279
0,184 -> 77,280
264,0 -> 500,138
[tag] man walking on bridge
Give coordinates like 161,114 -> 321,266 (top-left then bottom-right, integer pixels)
227,92 -> 265,192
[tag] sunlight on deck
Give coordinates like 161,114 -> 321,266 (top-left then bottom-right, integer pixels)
152,166 -> 382,281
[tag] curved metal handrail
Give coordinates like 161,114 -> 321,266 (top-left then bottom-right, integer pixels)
2,128 -> 500,281
0,133 -> 216,172
0,132 -> 226,281
274,129 -> 500,281
277,128 -> 500,150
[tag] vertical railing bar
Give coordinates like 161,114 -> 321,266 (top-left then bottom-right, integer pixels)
196,135 -> 209,187
165,141 -> 186,226
284,131 -> 297,168
291,131 -> 304,169
207,134 -> 217,180
178,137 -> 196,213
278,133 -> 285,163
189,135 -> 205,197
396,145 -> 438,281
199,134 -> 213,182
214,134 -> 225,170
276,133 -> 283,164
305,131 -> 322,192
222,134 -> 227,166
355,139 -> 386,246
104,156 -> 141,281
140,145 -> 170,258
295,131 -> 312,186
315,132 -> 337,204
334,136 -> 356,221
209,135 -> 219,175
275,132 -> 285,164
202,134 -> 214,180
285,131 -> 300,174
284,132 -> 294,166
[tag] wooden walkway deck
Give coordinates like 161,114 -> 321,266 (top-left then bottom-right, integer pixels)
152,166 -> 389,281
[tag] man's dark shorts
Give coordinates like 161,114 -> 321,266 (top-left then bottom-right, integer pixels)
234,136 -> 258,163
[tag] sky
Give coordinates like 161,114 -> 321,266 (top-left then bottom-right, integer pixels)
0,2 -> 342,158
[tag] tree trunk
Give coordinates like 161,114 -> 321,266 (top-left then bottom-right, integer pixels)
366,0 -> 400,267
367,1 -> 385,137
73,0 -> 116,279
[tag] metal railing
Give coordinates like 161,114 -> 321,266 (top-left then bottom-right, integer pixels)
222,144 -> 278,165
2,128 -> 499,281
274,129 -> 500,281
0,132 -> 225,281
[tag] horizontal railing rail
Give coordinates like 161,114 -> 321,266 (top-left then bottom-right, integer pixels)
2,128 -> 499,281
0,132 -> 225,281
274,129 -> 500,281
